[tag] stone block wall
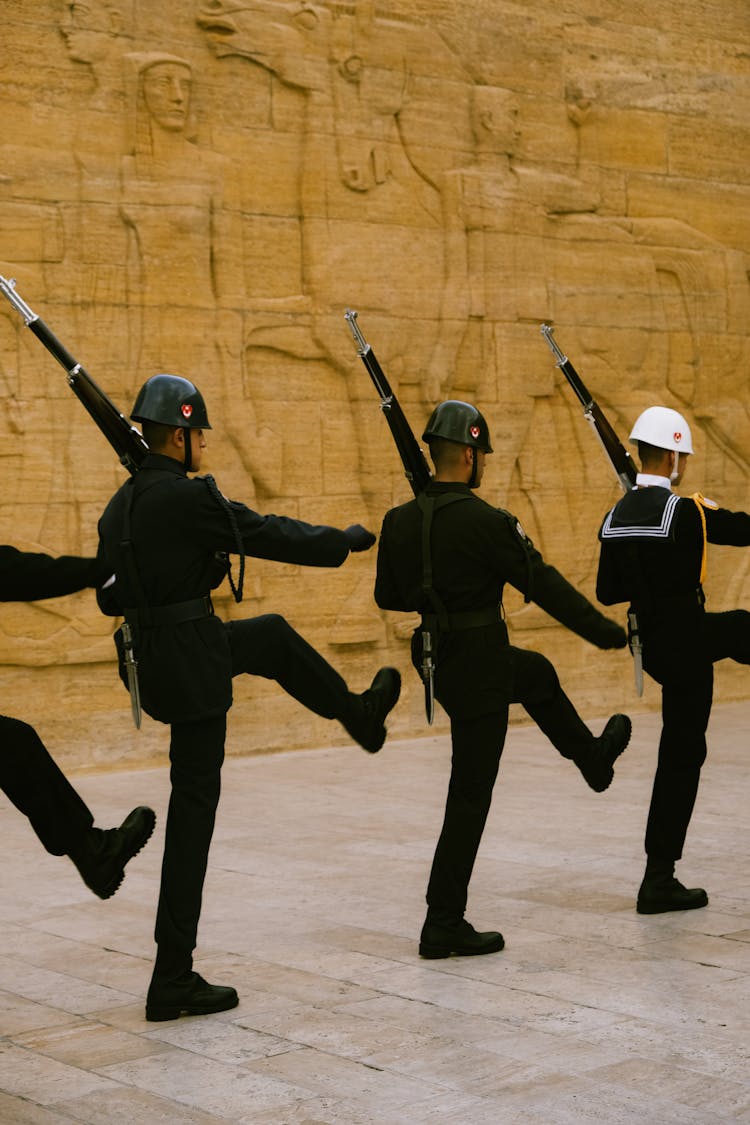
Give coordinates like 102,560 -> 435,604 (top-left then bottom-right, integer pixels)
1,0 -> 749,770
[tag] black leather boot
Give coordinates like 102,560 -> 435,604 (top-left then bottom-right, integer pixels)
574,714 -> 632,792
146,971 -> 239,1021
68,806 -> 156,899
419,918 -> 505,959
637,858 -> 708,914
343,666 -> 401,752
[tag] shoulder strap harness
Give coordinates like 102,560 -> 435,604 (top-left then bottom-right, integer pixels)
202,474 -> 245,603
416,492 -> 501,631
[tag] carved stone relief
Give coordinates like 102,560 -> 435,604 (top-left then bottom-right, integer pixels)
1,0 -> 749,753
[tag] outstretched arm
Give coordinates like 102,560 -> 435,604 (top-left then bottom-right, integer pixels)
530,554 -> 626,648
704,503 -> 750,546
496,515 -> 626,648
0,546 -> 106,603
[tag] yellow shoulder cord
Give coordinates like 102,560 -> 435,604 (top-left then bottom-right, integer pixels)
691,493 -> 708,584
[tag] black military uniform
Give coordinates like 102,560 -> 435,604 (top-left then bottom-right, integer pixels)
97,374 -> 400,1020
0,546 -> 155,896
598,478 -> 750,909
375,401 -> 630,958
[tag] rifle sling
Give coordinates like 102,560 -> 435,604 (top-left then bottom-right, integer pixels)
416,492 -> 497,635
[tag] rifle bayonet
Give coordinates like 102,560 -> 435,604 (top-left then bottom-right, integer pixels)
121,622 -> 143,728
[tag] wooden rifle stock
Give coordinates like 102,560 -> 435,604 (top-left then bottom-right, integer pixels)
345,308 -> 432,496
540,323 -> 637,492
0,275 -> 148,475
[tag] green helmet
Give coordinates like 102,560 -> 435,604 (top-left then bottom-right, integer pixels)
131,374 -> 211,429
422,400 -> 493,453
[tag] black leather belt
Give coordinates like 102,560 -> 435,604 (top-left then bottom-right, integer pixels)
124,596 -> 213,629
422,606 -> 501,632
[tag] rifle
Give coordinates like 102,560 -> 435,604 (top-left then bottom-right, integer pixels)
345,308 -> 436,722
344,308 -> 432,497
540,323 -> 637,493
0,275 -> 148,476
542,324 -> 643,695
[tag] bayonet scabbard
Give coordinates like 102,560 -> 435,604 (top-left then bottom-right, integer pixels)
421,628 -> 435,725
121,622 -> 143,728
627,610 -> 644,697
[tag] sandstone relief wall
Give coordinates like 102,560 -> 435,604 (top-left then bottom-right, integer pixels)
1,0 -> 749,769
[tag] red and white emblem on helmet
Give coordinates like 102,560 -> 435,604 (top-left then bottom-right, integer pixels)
673,431 -> 682,443
470,425 -> 480,438
181,403 -> 193,419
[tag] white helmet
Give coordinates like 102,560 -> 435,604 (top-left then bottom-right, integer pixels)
629,406 -> 694,454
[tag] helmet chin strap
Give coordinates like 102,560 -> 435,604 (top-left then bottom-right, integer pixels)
468,447 -> 478,488
669,450 -> 679,483
182,427 -> 193,473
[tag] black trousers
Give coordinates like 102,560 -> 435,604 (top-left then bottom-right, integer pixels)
644,609 -> 750,861
425,646 -> 594,924
0,715 -> 93,854
153,613 -> 352,980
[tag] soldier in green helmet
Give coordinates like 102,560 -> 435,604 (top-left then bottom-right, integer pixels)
375,399 -> 631,959
97,373 -> 401,1021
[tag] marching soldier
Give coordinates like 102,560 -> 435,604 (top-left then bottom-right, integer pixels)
1,545 -> 155,896
375,400 -> 631,959
97,374 -> 400,1021
597,406 -> 750,913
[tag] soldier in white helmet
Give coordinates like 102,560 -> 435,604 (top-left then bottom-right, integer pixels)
597,406 -> 750,913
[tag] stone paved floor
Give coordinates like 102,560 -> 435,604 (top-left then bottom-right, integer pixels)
1,700 -> 749,1124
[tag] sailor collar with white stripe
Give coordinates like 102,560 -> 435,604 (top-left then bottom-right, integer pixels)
635,472 -> 672,490
601,485 -> 681,540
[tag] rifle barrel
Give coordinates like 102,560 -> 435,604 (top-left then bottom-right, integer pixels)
541,322 -> 638,492
345,307 -> 431,496
0,273 -> 148,474
540,323 -> 593,410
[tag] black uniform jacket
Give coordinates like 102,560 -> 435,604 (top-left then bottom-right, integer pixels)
0,546 -> 102,603
375,481 -> 624,718
597,486 -> 750,679
97,453 -> 354,724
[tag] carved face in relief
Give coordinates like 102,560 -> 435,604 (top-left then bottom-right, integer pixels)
59,0 -> 123,64
141,62 -> 193,132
